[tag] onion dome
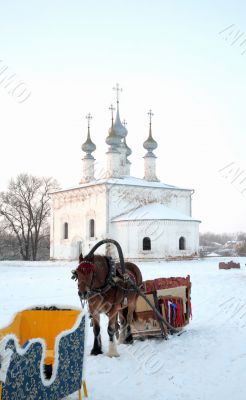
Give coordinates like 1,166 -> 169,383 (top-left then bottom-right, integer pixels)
113,108 -> 128,139
106,105 -> 121,149
82,113 -> 96,157
122,120 -> 132,157
143,109 -> 158,155
111,83 -> 128,139
123,137 -> 132,157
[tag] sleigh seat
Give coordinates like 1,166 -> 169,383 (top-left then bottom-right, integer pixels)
0,306 -> 88,400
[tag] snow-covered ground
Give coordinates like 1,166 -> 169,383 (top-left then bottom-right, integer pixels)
1,257 -> 246,400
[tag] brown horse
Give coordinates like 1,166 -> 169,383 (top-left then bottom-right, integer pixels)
75,254 -> 142,357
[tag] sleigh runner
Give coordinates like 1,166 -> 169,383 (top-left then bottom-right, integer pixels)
131,275 -> 192,338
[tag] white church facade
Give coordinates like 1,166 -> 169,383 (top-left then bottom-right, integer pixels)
50,85 -> 200,261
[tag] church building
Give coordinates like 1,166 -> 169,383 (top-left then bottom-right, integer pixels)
50,85 -> 200,260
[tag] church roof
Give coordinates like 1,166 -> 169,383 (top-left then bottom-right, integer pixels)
111,202 -> 200,222
104,176 -> 188,189
51,176 -> 193,194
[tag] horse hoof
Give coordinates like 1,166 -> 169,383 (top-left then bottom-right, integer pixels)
124,335 -> 134,345
106,352 -> 120,358
124,339 -> 133,345
90,348 -> 103,356
118,332 -> 126,344
107,341 -> 120,357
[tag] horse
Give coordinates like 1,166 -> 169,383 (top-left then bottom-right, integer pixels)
75,253 -> 143,357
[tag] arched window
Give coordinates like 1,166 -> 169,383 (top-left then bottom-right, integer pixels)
89,219 -> 95,238
143,237 -> 151,251
64,222 -> 68,239
179,236 -> 185,250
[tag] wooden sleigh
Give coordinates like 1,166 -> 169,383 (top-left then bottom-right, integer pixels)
131,275 -> 192,339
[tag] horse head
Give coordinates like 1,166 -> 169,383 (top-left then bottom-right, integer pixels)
76,253 -> 96,297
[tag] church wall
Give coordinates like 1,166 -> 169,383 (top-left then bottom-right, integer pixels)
50,186 -> 107,260
110,219 -> 199,259
107,184 -> 192,222
50,183 -> 199,260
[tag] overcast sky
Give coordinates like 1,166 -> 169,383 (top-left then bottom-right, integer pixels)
0,1 -> 246,233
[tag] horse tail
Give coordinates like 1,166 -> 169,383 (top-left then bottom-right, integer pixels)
123,307 -> 138,322
133,310 -> 138,322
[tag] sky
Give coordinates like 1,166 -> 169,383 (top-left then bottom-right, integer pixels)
0,0 -> 246,233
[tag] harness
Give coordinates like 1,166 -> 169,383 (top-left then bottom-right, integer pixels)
73,256 -> 138,299
86,256 -> 116,297
71,239 -> 181,336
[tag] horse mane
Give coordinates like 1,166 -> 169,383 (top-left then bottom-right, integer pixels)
79,253 -> 106,262
78,253 -> 109,272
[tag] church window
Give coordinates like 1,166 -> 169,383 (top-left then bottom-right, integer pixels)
64,222 -> 68,239
143,237 -> 151,251
179,236 -> 185,250
89,219 -> 95,238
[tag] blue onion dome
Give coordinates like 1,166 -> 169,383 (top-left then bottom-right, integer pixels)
113,109 -> 128,139
123,137 -> 132,157
143,129 -> 158,153
143,110 -> 158,154
106,124 -> 121,148
82,126 -> 96,156
82,114 -> 96,156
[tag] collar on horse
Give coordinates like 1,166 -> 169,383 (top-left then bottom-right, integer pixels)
72,239 -> 133,302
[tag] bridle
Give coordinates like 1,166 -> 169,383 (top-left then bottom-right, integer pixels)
74,257 -> 116,302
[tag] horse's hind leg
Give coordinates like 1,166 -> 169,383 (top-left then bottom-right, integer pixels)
124,304 -> 134,344
91,313 -> 103,355
107,310 -> 120,357
118,308 -> 128,344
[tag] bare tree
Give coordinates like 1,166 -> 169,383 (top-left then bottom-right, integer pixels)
0,174 -> 59,260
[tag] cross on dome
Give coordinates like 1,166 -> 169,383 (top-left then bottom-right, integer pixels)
148,109 -> 154,125
109,104 -> 115,122
85,113 -> 93,128
113,83 -> 122,104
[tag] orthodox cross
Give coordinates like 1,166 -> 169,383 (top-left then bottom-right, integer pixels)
86,113 -> 93,128
148,109 -> 154,125
113,83 -> 122,104
123,119 -> 127,127
109,104 -> 115,123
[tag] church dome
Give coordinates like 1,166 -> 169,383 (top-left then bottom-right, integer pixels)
82,134 -> 96,154
143,109 -> 158,154
123,137 -> 132,157
82,114 -> 96,156
143,131 -> 158,153
106,125 -> 121,148
113,109 -> 128,139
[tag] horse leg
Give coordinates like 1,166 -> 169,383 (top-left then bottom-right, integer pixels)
124,303 -> 134,344
91,313 -> 103,355
118,308 -> 128,344
107,310 -> 120,357
115,313 -> 120,340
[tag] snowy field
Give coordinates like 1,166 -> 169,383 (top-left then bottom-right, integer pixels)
0,257 -> 246,400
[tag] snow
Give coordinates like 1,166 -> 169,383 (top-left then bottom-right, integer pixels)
112,202 -> 200,222
51,175 -> 191,194
1,257 -> 246,400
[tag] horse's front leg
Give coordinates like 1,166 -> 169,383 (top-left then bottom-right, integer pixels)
91,313 -> 103,355
107,309 -> 120,357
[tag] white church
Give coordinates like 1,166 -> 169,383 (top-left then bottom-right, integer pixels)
50,85 -> 200,261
